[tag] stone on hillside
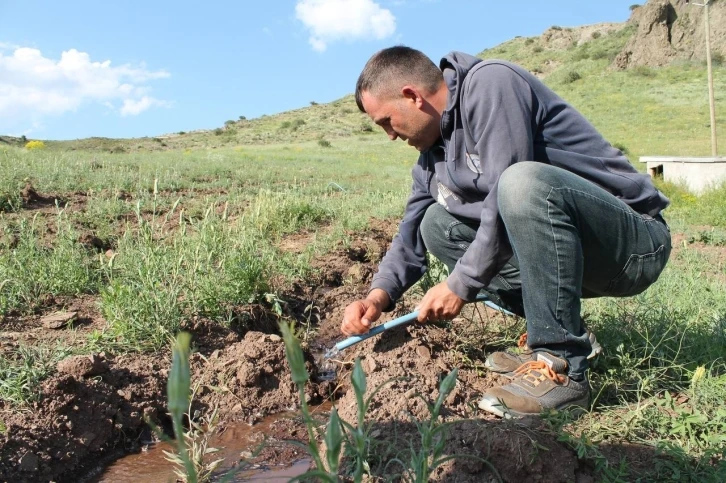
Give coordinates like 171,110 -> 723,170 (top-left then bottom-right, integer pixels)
41,311 -> 78,329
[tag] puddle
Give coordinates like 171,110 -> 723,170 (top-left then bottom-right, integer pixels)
92,411 -> 316,482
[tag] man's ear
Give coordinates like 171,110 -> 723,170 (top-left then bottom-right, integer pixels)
401,85 -> 425,108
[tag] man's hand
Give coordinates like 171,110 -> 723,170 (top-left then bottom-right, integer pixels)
341,289 -> 390,336
417,281 -> 465,323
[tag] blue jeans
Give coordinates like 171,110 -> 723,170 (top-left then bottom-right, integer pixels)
420,162 -> 671,379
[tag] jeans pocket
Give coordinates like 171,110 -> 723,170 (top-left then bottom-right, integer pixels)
606,244 -> 669,296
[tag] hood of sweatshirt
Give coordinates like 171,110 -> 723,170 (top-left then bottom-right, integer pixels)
438,52 -> 482,137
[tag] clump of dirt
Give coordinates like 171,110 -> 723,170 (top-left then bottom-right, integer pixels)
192,331 -> 329,425
20,182 -> 66,210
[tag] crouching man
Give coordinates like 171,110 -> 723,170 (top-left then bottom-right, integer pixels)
340,46 -> 671,418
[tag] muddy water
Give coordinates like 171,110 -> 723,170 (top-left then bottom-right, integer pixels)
94,412 -> 311,482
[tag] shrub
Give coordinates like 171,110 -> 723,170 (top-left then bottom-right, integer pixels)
360,122 -> 374,133
629,4 -> 641,11
238,115 -> 246,121
224,120 -> 235,126
525,38 -> 534,45
591,31 -> 601,40
318,138 -> 331,148
310,101 -> 318,106
178,131 -> 186,135
563,71 -> 581,84
551,25 -> 562,31
213,128 -> 224,136
25,140 -> 45,150
280,121 -> 292,129
533,45 -> 544,53
290,119 -> 306,131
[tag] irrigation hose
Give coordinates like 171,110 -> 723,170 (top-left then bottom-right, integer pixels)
330,293 -> 514,354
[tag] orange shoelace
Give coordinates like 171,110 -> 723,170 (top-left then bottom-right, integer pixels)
517,332 -> 528,349
514,361 -> 567,386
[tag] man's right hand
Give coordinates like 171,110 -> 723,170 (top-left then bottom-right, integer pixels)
340,289 -> 390,336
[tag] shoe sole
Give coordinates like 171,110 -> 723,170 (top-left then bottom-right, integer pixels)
478,394 -> 590,419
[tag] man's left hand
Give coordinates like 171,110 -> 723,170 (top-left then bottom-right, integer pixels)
416,281 -> 465,323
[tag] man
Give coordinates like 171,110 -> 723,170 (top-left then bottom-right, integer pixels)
341,46 -> 671,418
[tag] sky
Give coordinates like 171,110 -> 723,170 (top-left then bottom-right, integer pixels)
0,0 -> 640,140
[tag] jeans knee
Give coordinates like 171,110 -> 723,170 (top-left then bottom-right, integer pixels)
498,162 -> 545,220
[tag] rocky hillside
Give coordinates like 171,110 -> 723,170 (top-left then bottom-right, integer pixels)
615,0 -> 726,68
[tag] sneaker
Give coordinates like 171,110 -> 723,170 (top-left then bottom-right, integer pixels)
484,330 -> 603,377
478,352 -> 590,418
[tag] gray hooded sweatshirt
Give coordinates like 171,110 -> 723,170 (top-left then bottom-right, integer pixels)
370,52 -> 670,303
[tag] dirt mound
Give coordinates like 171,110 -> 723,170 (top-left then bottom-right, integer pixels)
193,331 -> 320,424
615,0 -> 726,69
0,354 -> 168,482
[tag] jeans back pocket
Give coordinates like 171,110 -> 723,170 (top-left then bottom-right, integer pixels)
605,244 -> 670,297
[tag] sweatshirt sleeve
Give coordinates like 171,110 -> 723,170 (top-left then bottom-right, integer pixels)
370,158 -> 436,306
446,63 -> 536,301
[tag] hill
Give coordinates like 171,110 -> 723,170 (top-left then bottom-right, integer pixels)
5,0 -> 725,160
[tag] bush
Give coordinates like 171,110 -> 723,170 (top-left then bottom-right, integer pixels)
213,128 -> 224,136
25,140 -> 45,150
280,121 -> 292,129
318,138 -> 331,148
310,101 -> 318,106
238,115 -> 246,121
360,122 -> 374,133
224,120 -> 235,126
563,71 -> 581,84
591,31 -> 601,40
525,38 -> 534,45
291,119 -> 306,131
533,45 -> 544,53
629,4 -> 641,11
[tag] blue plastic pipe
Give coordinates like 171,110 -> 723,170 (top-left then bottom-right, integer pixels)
332,293 -> 515,353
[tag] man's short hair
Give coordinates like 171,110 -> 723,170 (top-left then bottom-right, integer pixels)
355,46 -> 443,112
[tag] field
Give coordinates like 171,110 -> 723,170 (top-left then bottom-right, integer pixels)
2,22 -> 726,483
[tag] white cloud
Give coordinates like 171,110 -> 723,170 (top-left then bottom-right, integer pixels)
295,0 -> 396,52
120,96 -> 172,116
0,45 -> 170,128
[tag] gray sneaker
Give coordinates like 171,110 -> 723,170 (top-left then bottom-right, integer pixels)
484,330 -> 603,377
478,352 -> 590,418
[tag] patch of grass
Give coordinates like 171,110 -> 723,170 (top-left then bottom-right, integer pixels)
0,344 -> 73,405
0,213 -> 101,316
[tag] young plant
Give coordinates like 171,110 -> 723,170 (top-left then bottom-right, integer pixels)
166,332 -> 198,482
280,321 -> 343,482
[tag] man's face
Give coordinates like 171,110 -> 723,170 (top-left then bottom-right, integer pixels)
360,89 -> 440,152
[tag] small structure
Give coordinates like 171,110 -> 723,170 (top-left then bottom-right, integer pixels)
640,156 -> 726,194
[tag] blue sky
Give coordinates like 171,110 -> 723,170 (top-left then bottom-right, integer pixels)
0,0 -> 640,140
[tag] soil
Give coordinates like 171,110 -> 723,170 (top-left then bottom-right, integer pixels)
2,204 -> 723,482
